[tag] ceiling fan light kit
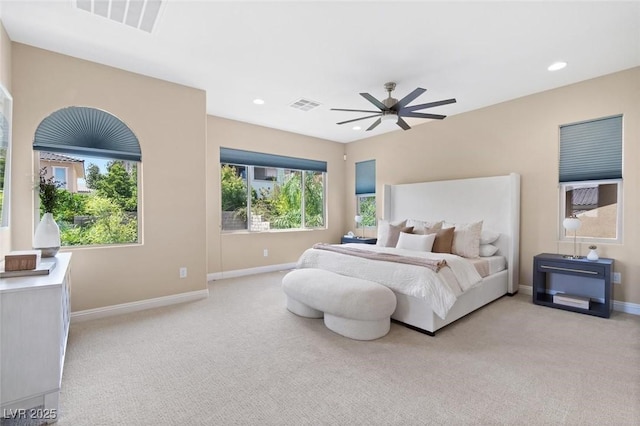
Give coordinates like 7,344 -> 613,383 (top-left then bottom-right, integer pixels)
332,82 -> 456,131
380,112 -> 397,123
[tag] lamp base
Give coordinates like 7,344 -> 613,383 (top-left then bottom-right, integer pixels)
563,255 -> 584,259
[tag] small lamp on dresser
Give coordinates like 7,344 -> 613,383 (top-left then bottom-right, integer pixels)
563,215 -> 582,259
354,215 -> 363,238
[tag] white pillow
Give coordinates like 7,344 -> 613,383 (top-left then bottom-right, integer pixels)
376,220 -> 408,247
479,244 -> 499,257
480,230 -> 500,245
396,232 -> 436,252
451,221 -> 483,258
406,219 -> 444,234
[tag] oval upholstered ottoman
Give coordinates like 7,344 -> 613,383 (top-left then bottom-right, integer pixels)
282,268 -> 397,340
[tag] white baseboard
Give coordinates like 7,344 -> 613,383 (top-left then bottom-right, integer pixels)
518,284 -> 639,316
518,285 -> 533,295
71,289 -> 210,323
613,300 -> 640,316
208,262 -> 296,281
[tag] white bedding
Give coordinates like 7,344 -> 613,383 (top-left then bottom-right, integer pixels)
296,243 -> 483,319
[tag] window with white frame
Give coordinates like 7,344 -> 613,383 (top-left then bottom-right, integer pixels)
355,160 -> 376,227
220,148 -> 326,232
53,166 -> 68,189
559,115 -> 622,242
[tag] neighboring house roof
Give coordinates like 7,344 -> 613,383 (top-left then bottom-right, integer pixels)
572,187 -> 598,206
39,151 -> 84,163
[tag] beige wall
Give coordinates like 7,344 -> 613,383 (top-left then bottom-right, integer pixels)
0,21 -> 11,258
345,67 -> 640,305
11,44 -> 208,311
206,116 -> 345,274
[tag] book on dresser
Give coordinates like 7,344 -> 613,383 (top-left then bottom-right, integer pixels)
0,260 -> 56,278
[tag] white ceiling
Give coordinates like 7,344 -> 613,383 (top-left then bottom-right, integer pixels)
1,1 -> 639,143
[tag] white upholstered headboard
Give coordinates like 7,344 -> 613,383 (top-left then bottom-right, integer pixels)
383,173 -> 521,293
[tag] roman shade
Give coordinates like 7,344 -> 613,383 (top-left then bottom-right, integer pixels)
559,115 -> 622,182
355,159 -> 375,195
220,147 -> 326,172
33,107 -> 141,162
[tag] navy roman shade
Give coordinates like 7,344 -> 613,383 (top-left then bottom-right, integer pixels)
355,159 -> 375,195
220,147 -> 326,172
33,107 -> 141,162
559,115 -> 622,182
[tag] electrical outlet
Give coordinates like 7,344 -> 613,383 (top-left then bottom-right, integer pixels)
179,267 -> 187,278
263,249 -> 268,257
612,272 -> 621,284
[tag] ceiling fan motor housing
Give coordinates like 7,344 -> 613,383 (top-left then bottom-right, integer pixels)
383,82 -> 398,108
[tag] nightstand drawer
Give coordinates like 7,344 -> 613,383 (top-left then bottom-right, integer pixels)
536,259 -> 606,279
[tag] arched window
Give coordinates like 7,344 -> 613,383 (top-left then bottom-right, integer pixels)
33,107 -> 141,246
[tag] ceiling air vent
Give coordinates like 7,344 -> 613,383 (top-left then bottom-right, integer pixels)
75,0 -> 164,33
289,98 -> 321,112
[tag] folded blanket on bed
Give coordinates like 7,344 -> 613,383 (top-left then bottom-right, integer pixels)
312,243 -> 447,272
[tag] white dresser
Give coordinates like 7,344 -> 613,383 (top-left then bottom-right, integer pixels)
1,252 -> 71,424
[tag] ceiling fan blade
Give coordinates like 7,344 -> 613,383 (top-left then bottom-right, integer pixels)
401,98 -> 457,112
400,112 -> 447,120
360,93 -> 388,111
392,88 -> 426,111
331,108 -> 382,114
396,117 -> 411,130
366,118 -> 382,131
337,114 -> 382,125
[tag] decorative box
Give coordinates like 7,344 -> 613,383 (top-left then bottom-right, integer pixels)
552,293 -> 590,310
4,250 -> 42,271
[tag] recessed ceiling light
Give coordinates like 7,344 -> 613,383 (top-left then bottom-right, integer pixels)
253,99 -> 265,105
548,61 -> 567,71
352,126 -> 361,131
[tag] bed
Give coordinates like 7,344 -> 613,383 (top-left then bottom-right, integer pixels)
297,173 -> 520,335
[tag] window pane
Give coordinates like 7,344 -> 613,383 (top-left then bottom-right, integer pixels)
221,164 -> 248,231
270,169 -> 302,230
54,167 -> 68,189
40,155 -> 139,246
564,182 -> 618,239
304,171 -> 325,228
357,195 -> 376,227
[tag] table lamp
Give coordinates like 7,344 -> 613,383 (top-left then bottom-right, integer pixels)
563,215 -> 581,259
354,215 -> 363,238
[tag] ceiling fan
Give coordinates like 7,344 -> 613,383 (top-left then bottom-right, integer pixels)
331,82 -> 456,131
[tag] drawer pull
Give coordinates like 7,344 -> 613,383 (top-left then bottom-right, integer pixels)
540,265 -> 598,275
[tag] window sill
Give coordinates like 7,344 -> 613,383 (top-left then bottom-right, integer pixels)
221,227 -> 326,235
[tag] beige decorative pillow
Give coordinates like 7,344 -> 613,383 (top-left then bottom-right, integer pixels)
432,227 -> 455,253
396,232 -> 436,252
451,221 -> 483,258
376,220 -> 411,247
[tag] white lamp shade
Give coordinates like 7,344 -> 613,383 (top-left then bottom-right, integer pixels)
563,217 -> 581,231
354,215 -> 362,224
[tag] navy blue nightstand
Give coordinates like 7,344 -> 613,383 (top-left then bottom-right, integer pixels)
340,236 -> 377,245
533,253 -> 614,318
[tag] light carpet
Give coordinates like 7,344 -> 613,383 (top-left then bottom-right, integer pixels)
58,271 -> 640,425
